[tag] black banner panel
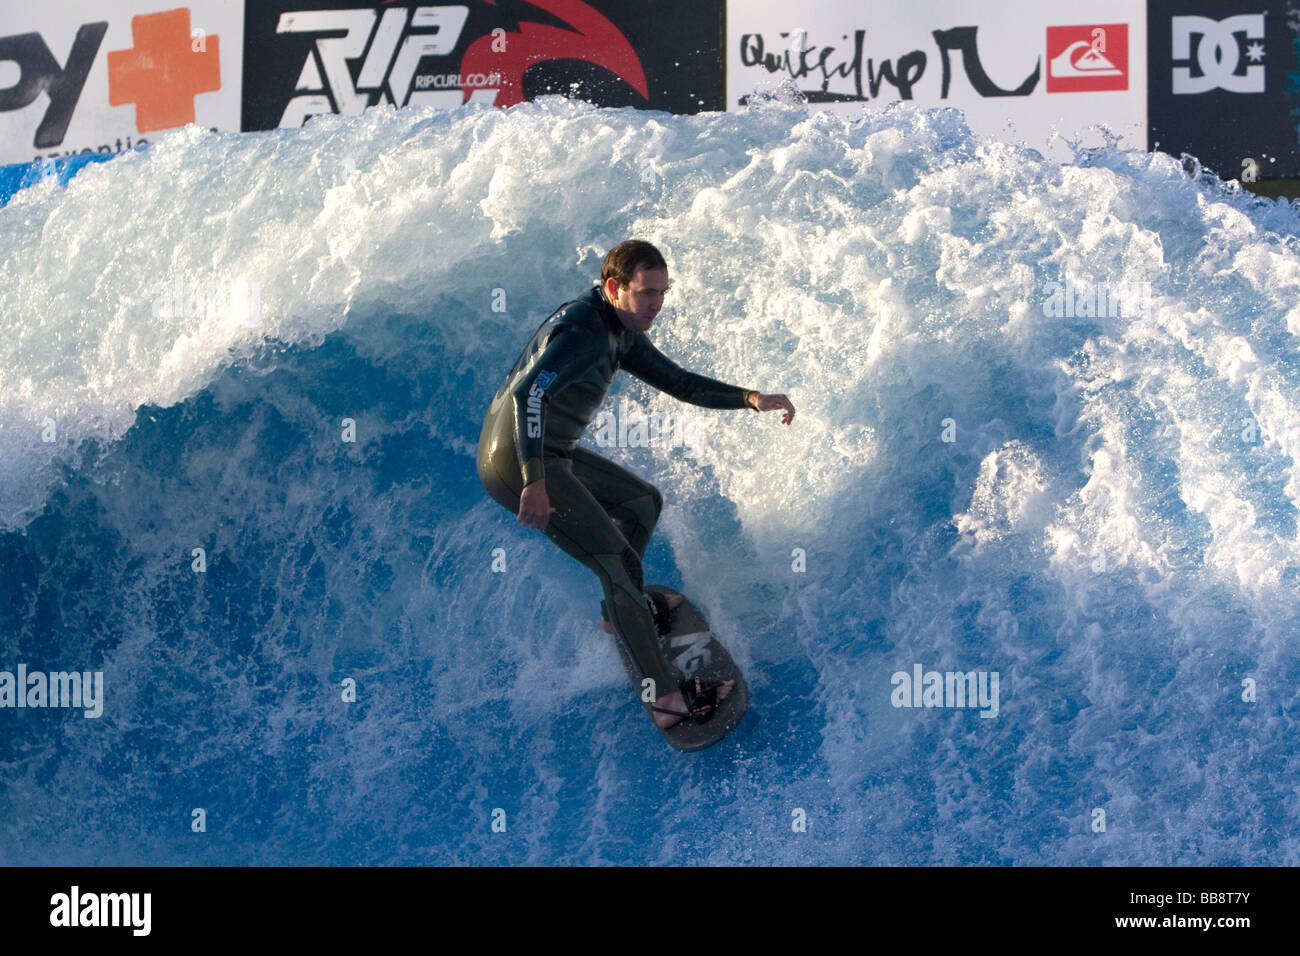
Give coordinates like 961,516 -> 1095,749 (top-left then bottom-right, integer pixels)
1148,0 -> 1300,180
241,0 -> 724,131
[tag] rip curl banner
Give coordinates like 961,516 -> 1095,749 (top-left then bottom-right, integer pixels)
240,0 -> 724,130
1147,0 -> 1300,180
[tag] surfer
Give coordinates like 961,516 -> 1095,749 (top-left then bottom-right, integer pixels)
476,240 -> 795,729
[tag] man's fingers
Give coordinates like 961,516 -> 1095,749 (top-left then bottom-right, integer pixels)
517,507 -> 557,529
760,393 -> 795,423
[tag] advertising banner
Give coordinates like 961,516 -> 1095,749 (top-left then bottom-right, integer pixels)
726,0 -> 1147,159
1147,0 -> 1300,180
0,0 -> 244,167
242,0 -> 724,131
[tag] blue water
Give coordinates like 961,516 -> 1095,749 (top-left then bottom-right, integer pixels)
1,97 -> 1298,865
0,152 -> 125,207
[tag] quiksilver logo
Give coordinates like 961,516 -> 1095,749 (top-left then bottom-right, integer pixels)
525,370 -> 556,438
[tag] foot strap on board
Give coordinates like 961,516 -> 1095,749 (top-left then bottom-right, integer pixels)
651,677 -> 724,724
644,590 -> 673,636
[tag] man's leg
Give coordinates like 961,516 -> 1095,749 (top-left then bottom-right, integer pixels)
561,449 -> 712,726
567,446 -> 685,632
538,457 -> 680,699
569,446 -> 663,561
477,430 -> 681,705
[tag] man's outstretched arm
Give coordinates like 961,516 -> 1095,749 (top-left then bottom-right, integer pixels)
623,334 -> 795,423
622,333 -> 751,408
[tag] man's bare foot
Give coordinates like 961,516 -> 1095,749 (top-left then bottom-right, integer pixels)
652,690 -> 687,727
600,591 -> 683,634
652,680 -> 735,729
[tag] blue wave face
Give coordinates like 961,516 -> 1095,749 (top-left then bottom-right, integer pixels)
1,97 -> 1299,864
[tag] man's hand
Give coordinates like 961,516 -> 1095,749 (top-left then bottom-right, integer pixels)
748,391 -> 796,424
518,480 -> 556,530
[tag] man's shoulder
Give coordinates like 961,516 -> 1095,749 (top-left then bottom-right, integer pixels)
550,287 -> 609,336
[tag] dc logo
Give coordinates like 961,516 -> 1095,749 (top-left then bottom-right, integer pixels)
1171,14 -> 1265,94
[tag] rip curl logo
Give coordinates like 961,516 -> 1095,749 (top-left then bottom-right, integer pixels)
1045,24 -> 1128,93
277,5 -> 481,126
276,1 -> 647,127
525,369 -> 556,438
459,0 -> 647,108
1172,14 -> 1266,94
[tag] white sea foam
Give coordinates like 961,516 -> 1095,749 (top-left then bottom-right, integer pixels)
2,97 -> 1299,864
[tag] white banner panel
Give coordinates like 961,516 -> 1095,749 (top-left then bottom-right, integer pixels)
0,0 -> 244,167
727,0 -> 1146,157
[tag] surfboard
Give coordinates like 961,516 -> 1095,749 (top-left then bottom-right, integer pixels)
612,585 -> 748,752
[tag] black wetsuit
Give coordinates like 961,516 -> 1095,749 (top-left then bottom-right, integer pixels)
476,284 -> 755,695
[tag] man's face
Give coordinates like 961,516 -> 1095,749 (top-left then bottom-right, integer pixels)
605,266 -> 672,333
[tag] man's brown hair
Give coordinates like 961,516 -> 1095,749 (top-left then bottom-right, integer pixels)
601,240 -> 668,288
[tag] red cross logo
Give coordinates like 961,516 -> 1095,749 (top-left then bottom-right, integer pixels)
108,8 -> 220,133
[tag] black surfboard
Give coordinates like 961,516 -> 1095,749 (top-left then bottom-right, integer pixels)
612,585 -> 748,752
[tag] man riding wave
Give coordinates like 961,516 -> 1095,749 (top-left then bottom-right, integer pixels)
476,240 -> 795,728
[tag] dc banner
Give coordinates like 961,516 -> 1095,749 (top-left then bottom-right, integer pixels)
1147,0 -> 1300,180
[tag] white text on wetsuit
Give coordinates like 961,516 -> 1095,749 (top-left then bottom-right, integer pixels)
526,371 -> 557,438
